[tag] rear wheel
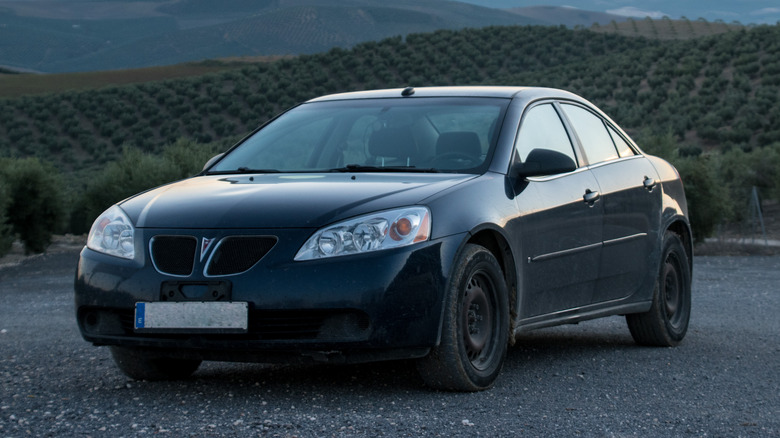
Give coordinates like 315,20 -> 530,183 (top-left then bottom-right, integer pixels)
626,231 -> 691,346
417,244 -> 509,391
110,346 -> 201,381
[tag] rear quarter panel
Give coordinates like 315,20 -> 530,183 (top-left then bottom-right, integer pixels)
645,155 -> 690,230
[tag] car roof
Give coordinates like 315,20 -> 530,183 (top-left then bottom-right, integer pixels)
306,86 -> 583,102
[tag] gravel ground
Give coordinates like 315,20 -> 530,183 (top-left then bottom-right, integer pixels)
1,249 -> 778,437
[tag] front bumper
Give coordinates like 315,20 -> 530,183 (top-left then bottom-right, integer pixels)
75,228 -> 464,364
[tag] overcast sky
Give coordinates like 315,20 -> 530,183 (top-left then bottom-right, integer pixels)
460,1 -> 780,25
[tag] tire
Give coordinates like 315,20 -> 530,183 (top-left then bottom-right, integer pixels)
626,231 -> 691,346
110,346 -> 202,381
417,244 -> 509,391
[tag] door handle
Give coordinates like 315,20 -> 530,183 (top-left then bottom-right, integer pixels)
583,189 -> 600,205
643,176 -> 656,191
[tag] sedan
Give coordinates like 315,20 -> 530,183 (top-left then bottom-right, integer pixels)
75,86 -> 692,391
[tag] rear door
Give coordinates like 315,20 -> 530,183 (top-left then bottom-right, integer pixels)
559,103 -> 662,304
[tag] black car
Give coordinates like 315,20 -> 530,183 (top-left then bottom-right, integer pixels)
75,86 -> 692,391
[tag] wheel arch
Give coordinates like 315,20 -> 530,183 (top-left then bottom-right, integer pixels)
666,218 -> 693,274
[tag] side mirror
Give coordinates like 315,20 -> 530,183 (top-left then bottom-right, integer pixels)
513,148 -> 577,179
202,153 -> 225,171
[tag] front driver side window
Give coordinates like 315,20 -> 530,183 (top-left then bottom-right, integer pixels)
515,103 -> 577,165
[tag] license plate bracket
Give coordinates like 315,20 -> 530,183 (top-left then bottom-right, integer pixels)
160,280 -> 231,302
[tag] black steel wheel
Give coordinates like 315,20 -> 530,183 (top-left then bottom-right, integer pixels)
417,244 -> 509,391
110,346 -> 201,381
627,231 -> 692,346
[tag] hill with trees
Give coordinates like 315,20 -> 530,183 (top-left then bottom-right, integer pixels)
0,23 -> 778,255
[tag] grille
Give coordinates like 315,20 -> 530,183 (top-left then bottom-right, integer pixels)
206,236 -> 277,276
150,236 -> 197,276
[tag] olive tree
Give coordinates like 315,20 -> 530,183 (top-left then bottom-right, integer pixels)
0,158 -> 65,254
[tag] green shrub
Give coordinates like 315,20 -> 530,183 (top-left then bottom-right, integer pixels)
0,157 -> 65,254
636,130 -> 678,160
0,181 -> 13,257
76,146 -> 180,232
637,131 -> 726,241
161,137 -> 226,178
673,156 -> 723,242
74,138 -> 232,233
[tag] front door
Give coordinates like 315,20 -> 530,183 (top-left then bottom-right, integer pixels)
511,103 -> 604,318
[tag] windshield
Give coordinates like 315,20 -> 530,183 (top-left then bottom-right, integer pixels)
208,97 -> 509,174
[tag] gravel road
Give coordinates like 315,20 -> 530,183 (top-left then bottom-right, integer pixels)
1,249 -> 778,437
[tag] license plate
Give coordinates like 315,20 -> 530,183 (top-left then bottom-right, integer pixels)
134,302 -> 248,333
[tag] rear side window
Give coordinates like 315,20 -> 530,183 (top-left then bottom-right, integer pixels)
607,125 -> 635,158
561,104 -> 619,164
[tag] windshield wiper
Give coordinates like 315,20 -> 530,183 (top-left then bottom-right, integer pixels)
329,164 -> 439,173
206,167 -> 281,175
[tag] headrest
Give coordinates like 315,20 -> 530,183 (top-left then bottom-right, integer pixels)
369,128 -> 417,158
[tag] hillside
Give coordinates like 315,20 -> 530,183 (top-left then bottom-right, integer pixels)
1,24 -> 778,174
0,16 -> 747,98
0,25 -> 636,170
0,60 -> 263,99
0,0 -> 749,74
0,0 -> 543,73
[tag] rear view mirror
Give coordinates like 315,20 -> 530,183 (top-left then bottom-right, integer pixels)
514,148 -> 576,179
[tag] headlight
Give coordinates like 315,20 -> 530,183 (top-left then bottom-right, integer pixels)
295,207 -> 431,261
87,205 -> 136,260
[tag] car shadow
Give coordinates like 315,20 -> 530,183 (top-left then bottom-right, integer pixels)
174,320 -> 640,392
190,358 -> 426,393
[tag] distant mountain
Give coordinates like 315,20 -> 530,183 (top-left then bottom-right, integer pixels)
4,0 -> 765,74
0,0 -> 548,73
460,0 -> 780,25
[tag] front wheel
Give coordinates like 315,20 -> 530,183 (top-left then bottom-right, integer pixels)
110,346 -> 202,381
417,244 -> 509,391
626,231 -> 691,346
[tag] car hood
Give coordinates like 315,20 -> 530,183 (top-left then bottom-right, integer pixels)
120,173 -> 476,229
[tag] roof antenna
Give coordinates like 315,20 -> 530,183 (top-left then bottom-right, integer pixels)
401,86 -> 415,97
